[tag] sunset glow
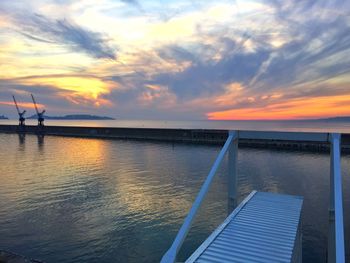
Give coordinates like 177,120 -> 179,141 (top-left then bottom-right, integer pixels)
208,95 -> 350,120
0,0 -> 349,119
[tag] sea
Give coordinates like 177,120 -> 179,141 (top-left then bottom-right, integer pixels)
2,118 -> 350,133
0,119 -> 349,262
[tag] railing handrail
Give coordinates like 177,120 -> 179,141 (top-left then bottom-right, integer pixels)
160,131 -> 237,263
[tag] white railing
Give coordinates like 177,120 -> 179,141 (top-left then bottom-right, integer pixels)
160,131 -> 237,263
329,134 -> 345,263
161,131 -> 345,263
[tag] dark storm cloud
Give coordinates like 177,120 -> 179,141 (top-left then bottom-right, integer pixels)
16,13 -> 116,60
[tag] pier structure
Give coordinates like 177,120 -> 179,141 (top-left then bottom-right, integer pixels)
161,131 -> 345,263
0,125 -> 350,152
186,191 -> 303,263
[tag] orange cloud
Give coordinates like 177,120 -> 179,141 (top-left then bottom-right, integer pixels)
0,16 -> 9,27
207,95 -> 350,120
0,101 -> 45,109
214,82 -> 245,106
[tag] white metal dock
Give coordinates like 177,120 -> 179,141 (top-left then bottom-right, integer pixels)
161,131 -> 345,263
186,191 -> 303,263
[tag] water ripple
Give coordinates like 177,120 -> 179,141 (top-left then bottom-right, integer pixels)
0,134 -> 349,262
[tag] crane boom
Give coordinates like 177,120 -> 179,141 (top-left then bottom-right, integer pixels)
12,95 -> 20,114
12,95 -> 26,126
31,94 -> 45,127
31,94 -> 39,115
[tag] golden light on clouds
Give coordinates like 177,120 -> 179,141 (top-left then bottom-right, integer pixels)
16,75 -> 114,107
214,82 -> 245,106
0,39 -> 95,78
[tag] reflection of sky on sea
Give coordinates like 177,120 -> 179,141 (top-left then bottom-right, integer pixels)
0,133 -> 349,262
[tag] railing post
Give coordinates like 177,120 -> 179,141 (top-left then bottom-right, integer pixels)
328,134 -> 335,263
328,133 -> 345,263
228,130 -> 238,213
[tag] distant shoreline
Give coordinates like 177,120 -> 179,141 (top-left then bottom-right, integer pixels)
27,114 -> 115,120
314,116 -> 350,122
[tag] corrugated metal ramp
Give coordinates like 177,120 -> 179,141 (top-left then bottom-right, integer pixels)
186,191 -> 303,263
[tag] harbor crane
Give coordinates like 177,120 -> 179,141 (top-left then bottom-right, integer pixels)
12,95 -> 26,126
31,94 -> 45,127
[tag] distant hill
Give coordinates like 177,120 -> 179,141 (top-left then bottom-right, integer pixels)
316,116 -> 350,122
28,114 -> 115,120
0,115 -> 8,119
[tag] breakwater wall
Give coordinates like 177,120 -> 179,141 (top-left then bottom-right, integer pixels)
1,124 -> 350,152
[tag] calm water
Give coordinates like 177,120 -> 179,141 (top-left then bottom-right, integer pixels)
0,133 -> 349,262
2,119 -> 350,133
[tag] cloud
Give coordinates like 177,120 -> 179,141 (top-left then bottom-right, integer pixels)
152,45 -> 271,101
246,11 -> 350,93
0,80 -> 67,116
104,0 -> 350,119
0,79 -> 113,117
1,0 -> 350,120
119,0 -> 143,12
0,101 -> 44,110
137,84 -> 177,109
157,45 -> 196,64
120,0 -> 139,6
0,73 -> 114,112
16,13 -> 116,60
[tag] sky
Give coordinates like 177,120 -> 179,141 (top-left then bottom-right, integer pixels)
0,0 -> 350,120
